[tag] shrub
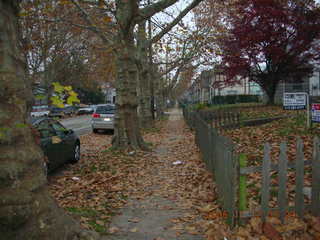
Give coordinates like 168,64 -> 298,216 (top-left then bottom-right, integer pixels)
212,94 -> 260,104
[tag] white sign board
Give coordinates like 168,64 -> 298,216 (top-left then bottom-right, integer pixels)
312,103 -> 320,122
283,92 -> 307,110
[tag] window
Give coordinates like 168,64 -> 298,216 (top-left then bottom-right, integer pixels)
96,105 -> 115,114
51,121 -> 67,136
227,90 -> 237,95
36,120 -> 55,138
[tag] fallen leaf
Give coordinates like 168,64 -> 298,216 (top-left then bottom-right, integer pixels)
128,217 -> 140,223
95,220 -> 104,225
130,227 -> 138,233
250,217 -> 262,234
109,226 -> 119,233
263,222 -> 282,240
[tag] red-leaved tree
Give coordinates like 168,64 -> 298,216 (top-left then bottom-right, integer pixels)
220,0 -> 320,104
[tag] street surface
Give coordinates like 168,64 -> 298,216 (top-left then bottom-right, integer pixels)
60,115 -> 92,136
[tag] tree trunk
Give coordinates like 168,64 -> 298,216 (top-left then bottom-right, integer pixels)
137,21 -> 153,129
112,48 -> 146,149
0,2 -> 99,239
262,80 -> 278,105
154,73 -> 165,118
111,1 -> 147,150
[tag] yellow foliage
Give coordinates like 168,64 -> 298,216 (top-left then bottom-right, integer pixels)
64,85 -> 72,91
52,82 -> 64,94
69,90 -> 78,97
67,95 -> 80,105
51,83 -> 80,107
50,96 -> 64,108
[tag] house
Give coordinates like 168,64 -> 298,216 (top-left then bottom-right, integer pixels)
188,79 -> 201,103
100,82 -> 116,104
184,67 -> 264,104
210,67 -> 262,97
273,68 -> 320,104
199,70 -> 212,103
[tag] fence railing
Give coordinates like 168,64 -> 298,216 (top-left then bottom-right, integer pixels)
183,107 -> 238,226
182,106 -> 320,227
198,110 -> 241,129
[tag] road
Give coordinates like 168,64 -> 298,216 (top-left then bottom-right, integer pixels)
60,115 -> 92,136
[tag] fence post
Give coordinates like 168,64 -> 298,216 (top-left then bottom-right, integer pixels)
208,123 -> 214,172
278,142 -> 288,223
238,154 -> 247,225
232,143 -> 239,228
295,137 -> 304,218
311,136 -> 320,216
261,143 -> 271,222
239,154 -> 248,211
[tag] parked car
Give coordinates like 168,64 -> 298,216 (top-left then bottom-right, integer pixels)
49,107 -> 65,118
77,106 -> 94,115
63,106 -> 78,116
31,117 -> 80,173
89,105 -> 98,112
91,104 -> 115,133
31,105 -> 50,117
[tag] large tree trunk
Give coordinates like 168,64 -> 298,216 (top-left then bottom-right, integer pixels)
112,1 -> 146,149
112,47 -> 146,149
154,71 -> 165,118
0,2 -> 99,239
137,21 -> 153,129
261,79 -> 278,105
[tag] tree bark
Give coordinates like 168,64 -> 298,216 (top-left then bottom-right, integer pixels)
261,79 -> 277,105
0,2 -> 100,239
153,70 -> 165,117
112,1 -> 147,149
137,21 -> 154,129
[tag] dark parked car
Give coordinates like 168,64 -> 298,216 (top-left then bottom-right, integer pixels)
31,117 -> 80,173
63,106 -> 78,116
49,107 -> 65,118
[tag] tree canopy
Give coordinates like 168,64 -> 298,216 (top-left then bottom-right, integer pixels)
218,0 -> 320,104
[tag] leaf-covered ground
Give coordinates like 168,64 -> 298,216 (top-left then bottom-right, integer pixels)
219,106 -> 320,164
48,108 -> 320,239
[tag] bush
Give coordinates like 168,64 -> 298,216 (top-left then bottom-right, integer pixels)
212,94 -> 260,105
191,102 -> 209,110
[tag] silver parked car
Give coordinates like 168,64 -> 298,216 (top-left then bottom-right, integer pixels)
91,104 -> 115,133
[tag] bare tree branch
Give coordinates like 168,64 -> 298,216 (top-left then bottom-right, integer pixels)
137,0 -> 179,22
151,0 -> 203,45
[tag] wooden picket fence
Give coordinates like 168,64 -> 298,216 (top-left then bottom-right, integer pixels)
182,106 -> 320,227
183,107 -> 238,226
239,138 -> 320,222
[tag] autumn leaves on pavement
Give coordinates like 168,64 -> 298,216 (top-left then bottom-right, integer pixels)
48,108 -> 221,239
48,107 -> 320,239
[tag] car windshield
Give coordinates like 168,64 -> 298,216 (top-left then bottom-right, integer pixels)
95,105 -> 115,114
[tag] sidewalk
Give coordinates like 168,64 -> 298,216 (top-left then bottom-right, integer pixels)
108,108 -> 205,240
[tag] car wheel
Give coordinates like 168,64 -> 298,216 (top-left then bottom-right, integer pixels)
70,143 -> 80,164
93,128 -> 99,133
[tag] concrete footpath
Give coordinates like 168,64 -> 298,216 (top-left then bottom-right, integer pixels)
108,108 -> 204,240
